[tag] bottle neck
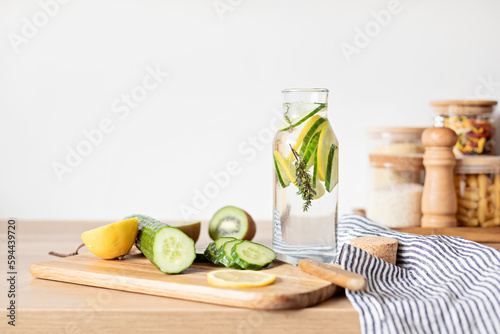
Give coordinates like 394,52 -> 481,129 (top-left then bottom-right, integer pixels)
282,89 -> 329,118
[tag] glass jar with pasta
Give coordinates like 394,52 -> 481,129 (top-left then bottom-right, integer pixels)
454,157 -> 500,227
431,100 -> 497,156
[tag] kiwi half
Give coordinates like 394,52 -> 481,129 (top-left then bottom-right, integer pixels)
209,206 -> 256,241
175,221 -> 201,243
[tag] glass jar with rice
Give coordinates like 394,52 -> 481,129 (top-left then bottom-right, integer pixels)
367,154 -> 424,228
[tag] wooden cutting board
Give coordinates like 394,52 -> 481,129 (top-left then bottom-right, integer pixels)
30,252 -> 337,310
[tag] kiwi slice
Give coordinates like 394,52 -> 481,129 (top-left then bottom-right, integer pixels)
209,206 -> 256,241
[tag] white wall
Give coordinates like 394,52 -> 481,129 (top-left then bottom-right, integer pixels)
1,0 -> 500,221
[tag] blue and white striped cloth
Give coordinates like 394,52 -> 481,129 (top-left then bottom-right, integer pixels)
338,215 -> 500,334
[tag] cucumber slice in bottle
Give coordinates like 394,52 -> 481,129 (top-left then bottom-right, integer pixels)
302,131 -> 320,171
274,151 -> 296,188
279,103 -> 327,132
231,241 -> 276,270
317,121 -> 338,181
298,118 -> 326,158
324,144 -> 339,193
285,115 -> 323,163
217,239 -> 243,269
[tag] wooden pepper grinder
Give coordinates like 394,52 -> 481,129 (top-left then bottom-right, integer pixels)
421,127 -> 458,227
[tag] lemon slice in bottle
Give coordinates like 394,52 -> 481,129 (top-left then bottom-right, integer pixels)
274,150 -> 296,187
207,269 -> 276,288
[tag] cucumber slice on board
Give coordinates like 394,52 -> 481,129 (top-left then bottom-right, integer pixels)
324,144 -> 339,193
125,214 -> 196,274
195,248 -> 210,263
204,242 -> 220,265
231,241 -> 276,270
214,237 -> 237,255
279,103 -> 327,132
217,239 -> 243,269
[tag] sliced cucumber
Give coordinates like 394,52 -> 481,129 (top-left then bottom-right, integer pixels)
324,144 -> 339,193
217,239 -> 243,269
195,248 -> 209,263
286,115 -> 322,163
127,214 -> 196,274
302,131 -> 320,171
231,241 -> 276,270
279,103 -> 327,131
214,237 -> 236,252
298,117 -> 326,157
204,242 -> 219,265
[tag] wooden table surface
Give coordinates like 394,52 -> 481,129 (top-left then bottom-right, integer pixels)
0,220 -> 359,334
2,220 -> 499,334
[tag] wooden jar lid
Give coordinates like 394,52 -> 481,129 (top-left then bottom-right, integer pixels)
366,127 -> 427,141
430,100 -> 497,115
350,236 -> 398,265
455,156 -> 500,174
369,153 -> 424,171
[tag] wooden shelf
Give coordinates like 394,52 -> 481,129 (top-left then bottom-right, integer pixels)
394,227 -> 500,243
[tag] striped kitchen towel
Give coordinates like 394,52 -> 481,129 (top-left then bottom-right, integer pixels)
338,215 -> 500,334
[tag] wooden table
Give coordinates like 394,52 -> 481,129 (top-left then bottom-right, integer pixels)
2,220 -> 499,334
0,220 -> 359,334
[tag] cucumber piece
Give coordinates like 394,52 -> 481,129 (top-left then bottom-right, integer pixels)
302,131 -> 320,171
214,237 -> 236,255
195,248 -> 209,263
324,144 -> 339,192
217,239 -> 243,269
204,242 -> 219,265
231,241 -> 276,270
279,103 -> 327,131
126,214 -> 196,274
298,117 -> 326,157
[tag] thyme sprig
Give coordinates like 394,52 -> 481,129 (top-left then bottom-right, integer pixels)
290,145 -> 315,212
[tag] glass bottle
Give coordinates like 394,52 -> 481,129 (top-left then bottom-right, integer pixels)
272,88 -> 339,265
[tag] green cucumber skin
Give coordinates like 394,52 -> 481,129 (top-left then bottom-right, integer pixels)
135,221 -> 167,265
218,240 -> 243,269
126,214 -> 195,274
231,241 -> 276,271
204,242 -> 220,265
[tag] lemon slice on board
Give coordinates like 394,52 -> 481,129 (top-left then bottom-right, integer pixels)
81,218 -> 138,260
207,269 -> 276,288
